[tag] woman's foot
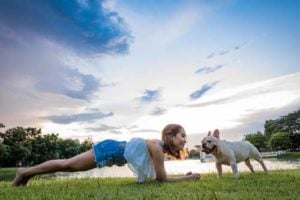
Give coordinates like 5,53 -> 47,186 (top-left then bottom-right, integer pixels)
12,168 -> 30,187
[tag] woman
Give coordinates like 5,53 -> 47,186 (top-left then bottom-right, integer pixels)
13,124 -> 200,186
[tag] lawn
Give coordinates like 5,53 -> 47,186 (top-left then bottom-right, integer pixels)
277,151 -> 300,160
0,167 -> 17,182
1,169 -> 300,200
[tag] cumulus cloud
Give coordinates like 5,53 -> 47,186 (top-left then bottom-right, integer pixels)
35,68 -> 108,100
190,81 -> 219,100
138,89 -> 161,103
0,43 -> 112,100
0,0 -> 132,127
0,0 -> 133,55
42,111 -> 113,124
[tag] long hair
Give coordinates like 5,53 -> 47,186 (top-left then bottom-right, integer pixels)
161,124 -> 184,159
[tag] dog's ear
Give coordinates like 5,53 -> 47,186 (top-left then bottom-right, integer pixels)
208,130 -> 211,136
212,129 -> 220,139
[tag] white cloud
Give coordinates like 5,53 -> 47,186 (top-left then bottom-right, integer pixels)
1,0 -> 299,148
131,72 -> 300,138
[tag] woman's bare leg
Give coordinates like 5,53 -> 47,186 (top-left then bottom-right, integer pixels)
12,150 -> 96,186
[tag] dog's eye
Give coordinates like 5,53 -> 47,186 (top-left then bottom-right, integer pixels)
207,141 -> 211,143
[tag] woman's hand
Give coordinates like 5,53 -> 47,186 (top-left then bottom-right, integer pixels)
186,172 -> 200,180
185,171 -> 192,175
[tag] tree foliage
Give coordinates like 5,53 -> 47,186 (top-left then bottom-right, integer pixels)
188,149 -> 200,159
0,123 -> 5,128
0,124 -> 94,167
244,131 -> 269,151
244,108 -> 299,151
269,132 -> 292,150
265,109 -> 300,150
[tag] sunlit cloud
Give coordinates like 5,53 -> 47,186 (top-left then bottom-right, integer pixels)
42,111 -> 114,124
132,73 -> 300,138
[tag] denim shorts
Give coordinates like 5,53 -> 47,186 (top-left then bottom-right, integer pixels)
92,140 -> 127,168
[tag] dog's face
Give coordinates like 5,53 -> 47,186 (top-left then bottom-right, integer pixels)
201,136 -> 218,154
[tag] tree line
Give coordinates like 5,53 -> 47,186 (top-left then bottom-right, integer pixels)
1,109 -> 299,165
244,109 -> 300,152
0,125 -> 92,167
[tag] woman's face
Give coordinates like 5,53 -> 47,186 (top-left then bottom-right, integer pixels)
171,129 -> 187,150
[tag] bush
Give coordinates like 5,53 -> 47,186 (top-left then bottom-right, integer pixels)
269,132 -> 292,150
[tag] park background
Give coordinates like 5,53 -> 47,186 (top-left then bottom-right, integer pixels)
0,1 -> 300,199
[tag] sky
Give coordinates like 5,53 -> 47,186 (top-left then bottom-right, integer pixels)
0,0 -> 299,149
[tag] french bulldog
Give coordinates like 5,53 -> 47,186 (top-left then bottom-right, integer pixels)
201,129 -> 268,178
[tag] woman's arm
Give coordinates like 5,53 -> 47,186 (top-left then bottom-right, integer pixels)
165,173 -> 200,182
147,141 -> 200,182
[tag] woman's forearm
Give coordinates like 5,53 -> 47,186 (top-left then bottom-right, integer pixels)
165,173 -> 200,182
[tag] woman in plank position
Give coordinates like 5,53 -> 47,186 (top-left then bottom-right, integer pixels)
13,124 -> 200,186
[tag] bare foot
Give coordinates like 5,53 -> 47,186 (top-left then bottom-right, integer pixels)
12,168 -> 30,187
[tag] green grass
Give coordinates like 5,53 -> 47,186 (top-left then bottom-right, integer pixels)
0,168 -> 17,181
1,169 -> 300,200
277,151 -> 300,160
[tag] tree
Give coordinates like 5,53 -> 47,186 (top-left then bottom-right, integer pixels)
0,125 -> 96,167
79,137 -> 93,153
29,133 -> 60,164
269,132 -> 292,150
264,109 -> 300,150
0,144 -> 10,167
0,127 -> 45,166
244,131 -> 269,152
0,123 -> 5,128
58,139 -> 81,159
265,120 -> 279,139
0,127 -> 33,166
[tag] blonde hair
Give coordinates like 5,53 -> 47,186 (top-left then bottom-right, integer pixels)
161,124 -> 185,159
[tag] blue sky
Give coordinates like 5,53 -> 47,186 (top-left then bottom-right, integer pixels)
0,0 -> 299,148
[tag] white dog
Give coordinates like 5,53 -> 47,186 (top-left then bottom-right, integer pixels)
201,129 -> 268,178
